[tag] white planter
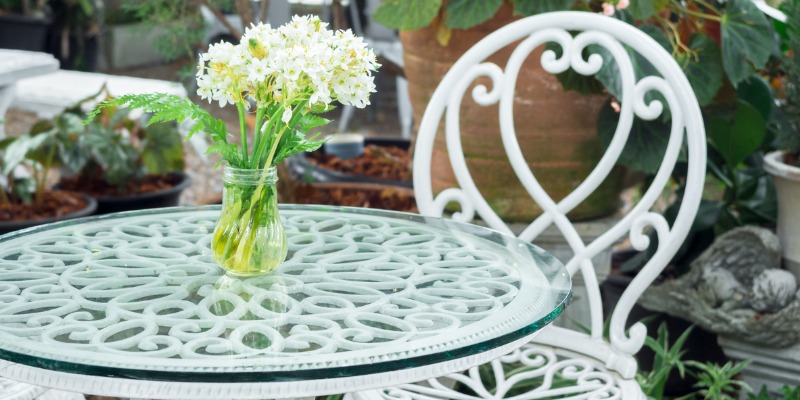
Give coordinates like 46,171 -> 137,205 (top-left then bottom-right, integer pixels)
764,150 -> 800,280
106,23 -> 167,69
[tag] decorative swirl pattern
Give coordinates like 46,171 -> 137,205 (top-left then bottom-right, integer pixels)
372,343 -> 623,399
0,206 -> 569,382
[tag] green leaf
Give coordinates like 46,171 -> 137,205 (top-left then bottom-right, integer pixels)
736,75 -> 773,122
372,0 -> 443,30
721,0 -> 774,86
445,0 -> 503,29
2,133 -> 53,176
141,123 -> 185,175
597,101 -> 671,174
294,113 -> 331,133
208,142 -> 243,169
675,34 -> 723,106
85,124 -> 139,187
510,0 -> 576,16
628,0 -> 668,20
593,24 -> 669,99
271,131 -> 327,166
707,100 -> 766,167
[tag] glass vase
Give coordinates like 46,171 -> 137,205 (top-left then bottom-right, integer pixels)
212,166 -> 287,276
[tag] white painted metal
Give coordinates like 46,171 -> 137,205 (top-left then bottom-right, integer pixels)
355,11 -> 706,399
0,206 -> 569,399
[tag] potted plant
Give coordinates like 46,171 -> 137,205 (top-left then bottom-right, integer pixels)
373,0 -> 779,223
33,88 -> 189,214
0,129 -> 96,234
102,4 -> 166,70
0,0 -> 51,51
765,0 -> 800,279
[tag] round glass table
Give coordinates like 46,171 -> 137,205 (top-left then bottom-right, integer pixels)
0,205 -> 571,399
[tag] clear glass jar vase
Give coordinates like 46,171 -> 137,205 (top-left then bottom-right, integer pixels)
212,166 -> 287,276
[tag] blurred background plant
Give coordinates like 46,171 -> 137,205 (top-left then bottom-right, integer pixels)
28,87 -> 185,195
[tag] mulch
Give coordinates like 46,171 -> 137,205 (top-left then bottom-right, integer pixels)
0,191 -> 88,222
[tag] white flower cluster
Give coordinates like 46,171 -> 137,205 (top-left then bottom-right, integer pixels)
196,15 -> 379,123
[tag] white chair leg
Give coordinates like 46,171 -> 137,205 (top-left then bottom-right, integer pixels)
396,76 -> 413,138
338,104 -> 355,133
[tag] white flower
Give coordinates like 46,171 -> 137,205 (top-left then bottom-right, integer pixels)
194,15 -> 378,112
281,106 -> 293,123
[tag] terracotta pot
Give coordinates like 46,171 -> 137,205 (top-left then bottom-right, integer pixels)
764,150 -> 800,279
402,2 -> 623,221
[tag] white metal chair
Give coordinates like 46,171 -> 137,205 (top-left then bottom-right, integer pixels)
348,11 -> 706,399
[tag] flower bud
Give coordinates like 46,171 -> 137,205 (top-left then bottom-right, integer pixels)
248,38 -> 267,59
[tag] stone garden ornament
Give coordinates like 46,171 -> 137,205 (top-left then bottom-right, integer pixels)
639,226 -> 800,347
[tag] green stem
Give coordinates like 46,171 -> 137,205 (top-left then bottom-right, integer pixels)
251,107 -> 267,168
678,5 -> 722,22
264,125 -> 288,169
236,101 -> 249,165
252,106 -> 284,168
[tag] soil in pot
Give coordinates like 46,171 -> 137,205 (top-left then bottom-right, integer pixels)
305,143 -> 412,183
0,191 -> 97,234
59,173 -> 189,214
280,139 -> 416,212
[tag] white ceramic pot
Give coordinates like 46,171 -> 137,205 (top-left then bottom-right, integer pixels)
764,150 -> 800,279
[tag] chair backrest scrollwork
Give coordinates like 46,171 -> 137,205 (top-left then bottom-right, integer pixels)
413,11 -> 706,360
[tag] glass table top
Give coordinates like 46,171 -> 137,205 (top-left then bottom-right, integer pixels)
0,205 -> 570,383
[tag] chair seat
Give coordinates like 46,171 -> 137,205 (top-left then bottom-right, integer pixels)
0,379 -> 83,400
348,342 -> 645,400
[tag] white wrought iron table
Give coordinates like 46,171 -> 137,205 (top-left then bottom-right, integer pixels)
0,205 -> 570,399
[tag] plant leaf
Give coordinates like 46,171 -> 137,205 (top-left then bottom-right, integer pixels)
445,0 -> 503,29
271,131 -> 327,166
597,101 -> 671,174
593,24 -> 669,103
2,133 -> 53,176
628,0 -> 668,20
372,0 -> 443,30
510,0 -> 576,16
675,34 -> 723,106
721,0 -> 774,87
707,100 -> 765,167
736,75 -> 773,122
141,123 -> 185,174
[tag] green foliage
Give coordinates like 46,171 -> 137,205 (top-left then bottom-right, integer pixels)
747,385 -> 800,399
683,360 -> 752,399
445,0 -> 504,30
637,323 -> 693,399
720,0 -> 775,87
775,0 -> 800,163
120,0 -> 205,64
0,130 -> 57,208
87,92 -> 329,171
42,89 -> 188,191
371,0 -> 443,31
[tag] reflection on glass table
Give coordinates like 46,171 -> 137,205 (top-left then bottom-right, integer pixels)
0,205 -> 571,399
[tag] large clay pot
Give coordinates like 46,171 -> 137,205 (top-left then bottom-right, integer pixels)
402,3 -> 623,221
